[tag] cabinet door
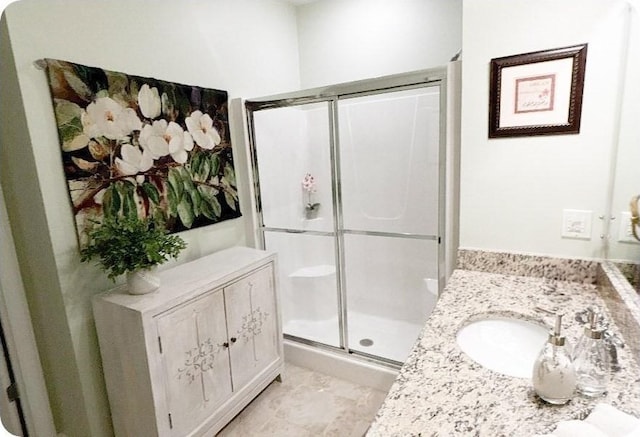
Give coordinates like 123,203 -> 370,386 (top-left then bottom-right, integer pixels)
155,290 -> 232,437
225,264 -> 279,390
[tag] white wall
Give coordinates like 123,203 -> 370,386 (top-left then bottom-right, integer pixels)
296,0 -> 462,88
460,0 -> 637,260
1,0 -> 300,435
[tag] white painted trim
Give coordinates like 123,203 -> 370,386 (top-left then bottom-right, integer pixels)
445,60 -> 462,284
0,184 -> 56,437
229,98 -> 260,249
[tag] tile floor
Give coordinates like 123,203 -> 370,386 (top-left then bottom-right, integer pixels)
217,363 -> 389,436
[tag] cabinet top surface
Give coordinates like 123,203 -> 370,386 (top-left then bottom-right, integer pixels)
94,246 -> 275,313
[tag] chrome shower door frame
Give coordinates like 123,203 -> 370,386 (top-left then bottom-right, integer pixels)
245,67 -> 448,368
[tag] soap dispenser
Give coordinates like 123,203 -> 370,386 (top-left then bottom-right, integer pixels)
573,308 -> 609,397
532,314 -> 576,404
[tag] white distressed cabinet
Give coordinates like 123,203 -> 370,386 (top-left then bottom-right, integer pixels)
93,247 -> 283,437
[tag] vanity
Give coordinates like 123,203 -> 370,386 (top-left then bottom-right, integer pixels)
367,250 -> 640,436
93,247 -> 283,437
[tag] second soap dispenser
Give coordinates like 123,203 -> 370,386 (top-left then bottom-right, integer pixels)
573,308 -> 609,397
532,313 -> 576,404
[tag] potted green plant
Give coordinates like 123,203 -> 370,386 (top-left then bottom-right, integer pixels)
80,215 -> 187,295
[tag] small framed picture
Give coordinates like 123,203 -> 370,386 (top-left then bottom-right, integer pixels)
488,44 -> 588,138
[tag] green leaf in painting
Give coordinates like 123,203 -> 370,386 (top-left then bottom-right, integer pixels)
141,182 -> 160,205
199,158 -> 211,182
102,185 -> 121,219
191,152 -> 211,182
62,70 -> 93,101
105,71 -> 129,99
210,154 -> 220,176
118,181 -> 137,219
224,191 -> 237,211
55,100 -> 88,151
197,184 -> 217,198
161,92 -> 174,118
190,152 -> 203,178
55,99 -> 82,124
180,166 -> 196,193
59,120 -> 86,151
224,163 -> 236,186
198,185 -> 222,219
168,168 -> 184,202
209,196 -> 222,218
123,195 -> 137,218
177,196 -> 195,229
189,187 -> 202,218
200,200 -> 216,220
166,182 -> 178,217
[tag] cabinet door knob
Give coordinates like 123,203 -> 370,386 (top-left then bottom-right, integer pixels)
223,342 -> 229,348
230,337 -> 237,343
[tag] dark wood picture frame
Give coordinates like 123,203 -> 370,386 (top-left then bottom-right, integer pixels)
489,44 -> 588,138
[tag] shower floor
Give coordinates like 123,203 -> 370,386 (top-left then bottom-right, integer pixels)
284,311 -> 425,363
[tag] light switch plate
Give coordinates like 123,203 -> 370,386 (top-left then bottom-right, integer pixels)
618,211 -> 640,244
561,209 -> 592,240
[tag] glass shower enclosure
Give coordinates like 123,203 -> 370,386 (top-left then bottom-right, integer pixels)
246,69 -> 446,366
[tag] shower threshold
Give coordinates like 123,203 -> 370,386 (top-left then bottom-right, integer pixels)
284,311 -> 423,363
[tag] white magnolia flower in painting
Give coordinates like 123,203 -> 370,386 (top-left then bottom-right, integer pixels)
81,110 -> 100,138
168,127 -> 194,164
82,97 -> 142,140
139,120 -> 170,158
139,119 -> 194,163
185,110 -> 221,150
115,143 -> 153,176
138,84 -> 161,119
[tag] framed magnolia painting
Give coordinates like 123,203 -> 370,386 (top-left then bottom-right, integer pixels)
488,44 -> 588,138
44,59 -> 241,245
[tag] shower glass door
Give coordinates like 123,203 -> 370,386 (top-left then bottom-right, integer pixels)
251,103 -> 341,348
337,87 -> 441,362
247,70 -> 446,366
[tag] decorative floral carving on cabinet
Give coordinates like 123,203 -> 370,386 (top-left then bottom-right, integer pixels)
175,305 -> 269,387
176,337 -> 221,384
237,307 -> 269,343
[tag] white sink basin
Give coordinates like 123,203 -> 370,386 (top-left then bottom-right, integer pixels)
456,317 -> 549,378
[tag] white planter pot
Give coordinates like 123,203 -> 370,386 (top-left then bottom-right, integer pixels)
126,268 -> 160,295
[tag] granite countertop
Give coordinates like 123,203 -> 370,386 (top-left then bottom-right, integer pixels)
366,267 -> 640,437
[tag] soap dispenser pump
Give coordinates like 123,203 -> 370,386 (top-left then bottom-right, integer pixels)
532,314 -> 576,404
573,308 -> 609,397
